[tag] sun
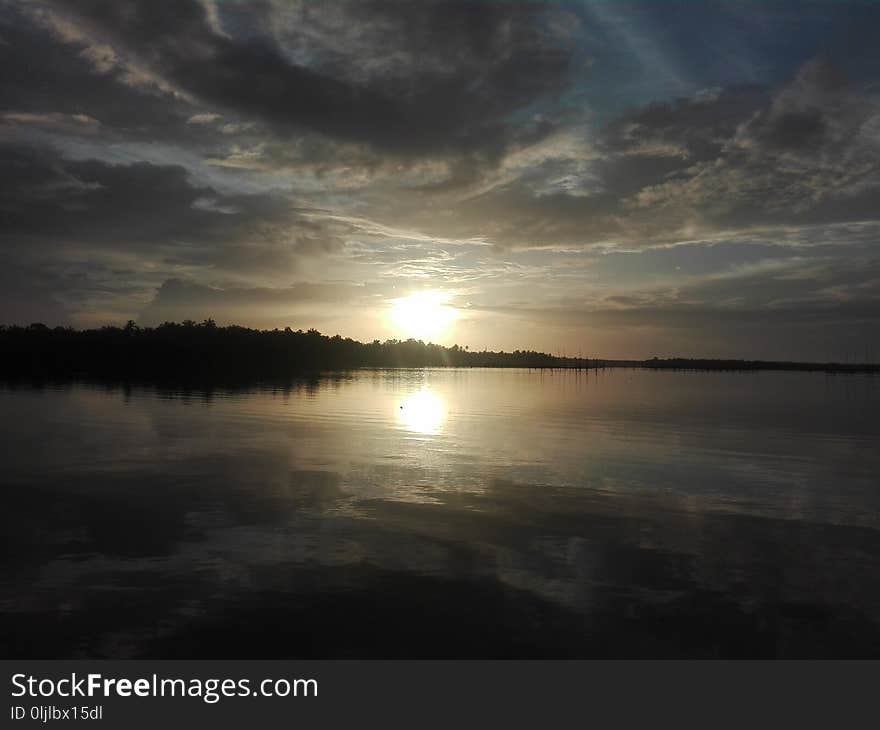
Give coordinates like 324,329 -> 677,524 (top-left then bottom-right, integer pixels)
389,290 -> 458,341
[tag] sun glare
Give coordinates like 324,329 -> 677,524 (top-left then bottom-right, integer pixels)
389,290 -> 458,341
397,388 -> 446,435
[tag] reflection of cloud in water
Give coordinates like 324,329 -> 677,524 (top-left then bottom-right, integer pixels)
397,388 -> 446,435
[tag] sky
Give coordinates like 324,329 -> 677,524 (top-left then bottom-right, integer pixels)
2,0 -> 880,360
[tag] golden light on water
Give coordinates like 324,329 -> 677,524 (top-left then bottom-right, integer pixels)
397,388 -> 446,435
389,290 -> 458,341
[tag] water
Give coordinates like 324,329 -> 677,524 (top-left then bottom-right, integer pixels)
1,368 -> 879,658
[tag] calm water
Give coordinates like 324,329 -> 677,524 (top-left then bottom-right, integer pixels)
2,368 -> 879,658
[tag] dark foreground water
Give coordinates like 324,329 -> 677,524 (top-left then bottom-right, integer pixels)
2,368 -> 879,658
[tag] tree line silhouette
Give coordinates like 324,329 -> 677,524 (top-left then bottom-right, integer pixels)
0,320 -> 597,381
0,320 -> 875,383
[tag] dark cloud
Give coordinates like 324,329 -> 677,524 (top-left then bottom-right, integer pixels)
0,263 -> 72,325
139,277 -> 382,329
432,58 -> 880,251
0,142 -> 224,247
0,3 -> 211,147
747,58 -> 852,152
618,59 -> 880,232
45,0 -> 573,160
601,85 -> 769,161
758,107 -> 827,150
0,140 -> 362,324
0,142 -> 349,270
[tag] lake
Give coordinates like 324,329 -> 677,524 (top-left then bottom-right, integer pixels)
2,368 -> 879,658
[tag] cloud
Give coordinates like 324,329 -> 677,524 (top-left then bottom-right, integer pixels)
402,58 -> 880,253
0,142 -> 351,269
2,1 -> 879,359
0,3 -> 204,146
601,85 -> 769,161
622,59 -> 880,233
139,277 -> 385,330
42,0 -> 574,162
0,141 -> 368,324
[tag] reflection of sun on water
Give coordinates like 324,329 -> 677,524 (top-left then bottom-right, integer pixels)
389,290 -> 458,341
398,388 -> 446,435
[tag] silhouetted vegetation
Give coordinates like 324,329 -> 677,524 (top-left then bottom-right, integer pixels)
0,321 -> 876,382
0,321 -> 596,381
633,357 -> 879,374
